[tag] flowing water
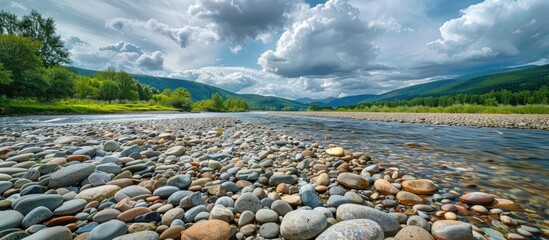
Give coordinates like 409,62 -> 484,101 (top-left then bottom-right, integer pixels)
1,112 -> 548,222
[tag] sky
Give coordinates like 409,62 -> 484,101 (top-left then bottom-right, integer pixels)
2,0 -> 548,100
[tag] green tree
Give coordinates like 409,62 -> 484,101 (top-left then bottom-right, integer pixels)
115,71 -> 139,101
0,11 -> 18,35
45,66 -> 75,99
307,104 -> 321,111
212,93 -> 224,111
169,87 -> 192,111
17,10 -> 71,67
0,63 -> 12,86
74,76 -> 99,99
0,34 -> 48,97
99,80 -> 120,102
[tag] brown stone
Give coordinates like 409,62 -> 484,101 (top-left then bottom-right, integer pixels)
66,154 -> 90,162
128,222 -> 157,233
182,220 -> 232,240
115,198 -> 136,212
316,173 -> 330,186
117,207 -> 152,222
74,232 -> 90,240
459,192 -> 495,205
396,191 -> 426,205
107,179 -> 134,189
394,226 -> 434,240
208,185 -> 227,196
301,150 -> 316,157
441,204 -> 458,212
488,198 -> 522,211
402,179 -> 438,195
374,179 -> 399,195
44,216 -> 77,226
159,225 -> 186,240
281,195 -> 301,206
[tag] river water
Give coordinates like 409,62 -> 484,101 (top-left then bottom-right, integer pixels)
1,112 -> 548,221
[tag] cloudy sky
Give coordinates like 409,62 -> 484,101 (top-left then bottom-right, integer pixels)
3,0 -> 548,99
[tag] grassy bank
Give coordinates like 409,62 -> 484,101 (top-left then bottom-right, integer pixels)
325,104 -> 549,114
0,99 -> 176,115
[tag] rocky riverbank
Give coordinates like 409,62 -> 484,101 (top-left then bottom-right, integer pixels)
275,112 -> 549,130
0,118 -> 546,240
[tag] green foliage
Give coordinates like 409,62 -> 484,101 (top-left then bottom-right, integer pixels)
0,10 -> 70,67
0,34 -> 48,97
74,76 -> 99,99
149,87 -> 193,111
99,80 -> 120,102
0,63 -> 12,86
193,95 -> 249,112
2,99 -> 175,115
45,66 -> 76,99
212,93 -> 224,110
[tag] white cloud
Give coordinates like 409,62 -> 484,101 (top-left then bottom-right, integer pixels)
258,0 -> 387,78
170,67 -> 257,92
419,0 -> 549,68
105,18 -> 219,48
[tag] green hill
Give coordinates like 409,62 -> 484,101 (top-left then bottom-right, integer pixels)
367,65 -> 546,102
300,94 -> 377,107
70,67 -> 307,110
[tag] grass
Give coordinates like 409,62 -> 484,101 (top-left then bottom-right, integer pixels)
329,104 -> 549,114
0,99 -> 176,115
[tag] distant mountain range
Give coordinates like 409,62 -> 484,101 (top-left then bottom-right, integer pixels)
71,64 -> 548,109
295,64 -> 548,106
71,67 -> 308,110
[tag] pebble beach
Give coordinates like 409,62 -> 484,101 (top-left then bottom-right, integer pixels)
276,112 -> 549,130
0,117 -> 547,240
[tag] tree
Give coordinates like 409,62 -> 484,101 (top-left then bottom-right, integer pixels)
212,93 -> 224,111
17,10 -> 71,67
99,80 -> 120,102
169,87 -> 192,111
0,63 -> 12,86
74,76 -> 99,99
45,66 -> 75,99
115,71 -> 139,101
307,104 -> 321,111
0,34 -> 48,97
0,11 -> 18,35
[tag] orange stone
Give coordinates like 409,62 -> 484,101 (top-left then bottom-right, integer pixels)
66,154 -> 90,162
44,216 -> 77,226
182,220 -> 232,240
488,198 -> 522,211
402,179 -> 438,195
374,179 -> 399,195
117,207 -> 151,222
159,225 -> 186,239
146,196 -> 160,202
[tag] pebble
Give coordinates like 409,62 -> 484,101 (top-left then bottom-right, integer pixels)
234,192 -> 262,213
88,219 -> 128,240
317,219 -> 384,240
337,203 -> 400,236
182,220 -> 232,240
401,179 -> 438,195
256,209 -> 279,224
112,231 -> 159,240
336,172 -> 369,189
374,179 -> 399,195
394,226 -> 434,240
459,192 -> 495,205
431,220 -> 473,240
259,222 -> 280,238
49,163 -> 96,188
24,226 -> 73,240
22,206 -> 53,228
280,209 -> 327,240
0,210 -> 24,230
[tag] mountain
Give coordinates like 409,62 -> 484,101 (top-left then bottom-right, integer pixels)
296,97 -> 337,104
299,94 -> 377,107
367,64 -> 547,102
70,67 -> 307,110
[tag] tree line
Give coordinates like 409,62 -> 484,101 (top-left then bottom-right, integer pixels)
308,86 -> 549,111
0,9 -> 249,112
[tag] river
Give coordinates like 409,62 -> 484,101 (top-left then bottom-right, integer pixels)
1,112 -> 548,221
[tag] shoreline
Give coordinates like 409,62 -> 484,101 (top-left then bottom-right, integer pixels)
274,111 -> 549,130
0,117 -> 546,239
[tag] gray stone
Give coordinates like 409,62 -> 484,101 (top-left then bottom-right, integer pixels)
153,186 -> 180,199
259,223 -> 280,238
235,192 -> 262,213
112,231 -> 160,240
120,145 -> 142,157
238,211 -> 255,226
271,200 -> 293,216
209,205 -> 234,223
93,208 -> 122,223
431,220 -> 473,240
337,173 -> 369,189
255,209 -> 279,224
328,195 -> 350,207
88,219 -> 128,240
165,146 -> 185,156
336,204 -> 400,236
395,226 -> 434,240
53,199 -> 87,215
13,194 -> 64,215
179,192 -> 204,208
161,208 -> 184,226
103,140 -> 121,152
317,219 -> 384,240
88,171 -> 111,186
49,163 -> 96,188
268,174 -> 296,186
166,174 -> 192,189
0,210 -> 24,231
54,136 -> 83,145
114,185 -> 152,202
280,209 -> 327,240
0,181 -> 13,194
407,215 -> 430,231
24,226 -> 72,240
22,207 -> 53,228
184,205 -> 207,223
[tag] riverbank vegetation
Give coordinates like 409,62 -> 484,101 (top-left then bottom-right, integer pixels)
0,10 -> 250,115
308,87 -> 549,114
